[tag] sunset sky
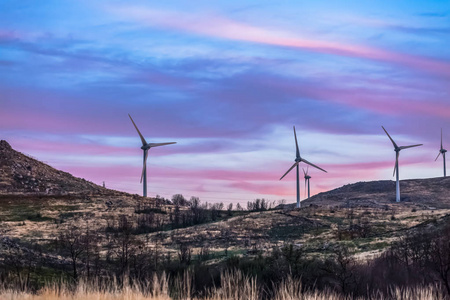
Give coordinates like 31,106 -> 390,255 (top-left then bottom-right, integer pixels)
1,1 -> 449,205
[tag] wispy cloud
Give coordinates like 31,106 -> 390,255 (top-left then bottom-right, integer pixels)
108,5 -> 450,77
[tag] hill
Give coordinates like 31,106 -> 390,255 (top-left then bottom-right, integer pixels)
300,176 -> 450,209
0,140 -> 122,196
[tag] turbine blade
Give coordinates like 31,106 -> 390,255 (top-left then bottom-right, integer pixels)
140,150 -> 149,183
301,158 -> 327,173
382,126 -> 398,149
302,167 -> 306,177
129,114 -> 148,146
293,126 -> 300,158
435,152 -> 441,161
399,144 -> 423,150
151,142 -> 177,147
280,162 -> 299,180
441,128 -> 444,150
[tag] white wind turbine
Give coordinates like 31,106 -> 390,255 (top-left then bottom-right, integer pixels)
435,128 -> 447,177
280,126 -> 327,208
129,114 -> 176,197
382,126 -> 422,202
303,167 -> 311,199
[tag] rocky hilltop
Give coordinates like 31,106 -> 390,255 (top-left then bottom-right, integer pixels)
302,176 -> 450,209
0,140 -> 117,196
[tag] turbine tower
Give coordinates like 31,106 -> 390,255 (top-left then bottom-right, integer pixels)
280,126 -> 327,208
435,128 -> 447,177
382,126 -> 422,202
303,167 -> 311,199
129,114 -> 176,197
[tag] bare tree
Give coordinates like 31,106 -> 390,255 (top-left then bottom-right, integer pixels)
325,245 -> 356,294
59,225 -> 84,281
227,203 -> 233,216
177,242 -> 192,265
427,226 -> 450,295
172,194 -> 187,206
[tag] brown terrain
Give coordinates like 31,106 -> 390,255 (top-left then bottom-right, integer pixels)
1,139 -> 450,262
303,176 -> 450,209
0,140 -> 124,196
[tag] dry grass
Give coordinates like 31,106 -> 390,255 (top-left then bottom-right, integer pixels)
1,274 -> 171,300
273,276 -> 446,300
0,272 -> 446,300
207,270 -> 258,300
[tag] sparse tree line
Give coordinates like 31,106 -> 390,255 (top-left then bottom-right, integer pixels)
133,194 -> 235,231
129,195 -> 275,233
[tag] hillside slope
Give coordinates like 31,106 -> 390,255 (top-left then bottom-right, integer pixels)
302,177 -> 450,209
0,140 -> 120,196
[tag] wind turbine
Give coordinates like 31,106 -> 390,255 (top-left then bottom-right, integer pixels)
382,126 -> 422,202
303,167 -> 311,199
435,128 -> 447,177
129,114 -> 176,197
280,126 -> 327,208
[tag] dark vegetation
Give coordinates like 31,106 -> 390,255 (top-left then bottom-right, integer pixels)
128,195 -> 272,234
2,193 -> 450,299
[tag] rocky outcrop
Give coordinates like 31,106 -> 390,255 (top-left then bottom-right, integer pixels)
0,140 -> 116,196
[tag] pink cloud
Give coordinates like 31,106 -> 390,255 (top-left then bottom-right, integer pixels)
140,168 -> 279,182
0,30 -> 20,41
9,139 -> 135,156
62,165 -> 136,181
111,6 -> 450,78
229,181 -> 292,196
323,156 -> 428,174
258,74 -> 450,118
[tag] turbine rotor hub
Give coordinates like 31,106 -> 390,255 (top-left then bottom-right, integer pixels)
295,157 -> 301,162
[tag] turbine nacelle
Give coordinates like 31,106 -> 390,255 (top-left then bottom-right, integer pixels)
303,167 -> 311,179
141,142 -> 176,151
